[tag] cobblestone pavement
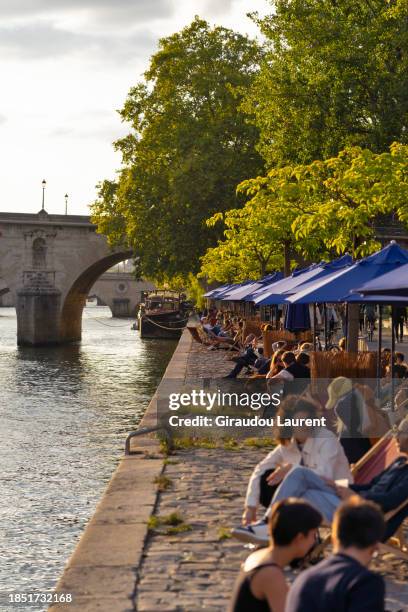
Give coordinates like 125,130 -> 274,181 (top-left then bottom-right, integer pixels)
136,446 -> 266,612
135,342 -> 408,612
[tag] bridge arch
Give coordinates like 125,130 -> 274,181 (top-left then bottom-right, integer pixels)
60,250 -> 132,343
0,210 -> 138,345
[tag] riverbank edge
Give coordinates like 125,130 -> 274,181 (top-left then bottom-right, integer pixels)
50,329 -> 192,612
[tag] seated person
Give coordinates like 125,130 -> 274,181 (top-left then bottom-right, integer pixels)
290,352 -> 311,394
204,315 -> 226,337
380,363 -> 408,407
218,318 -> 234,337
210,323 -> 222,336
257,357 -> 272,376
224,334 -> 257,378
248,349 -> 284,380
201,318 -> 239,347
326,377 -> 371,464
266,351 -> 310,381
267,351 -> 311,396
229,498 -> 322,612
235,416 -> 408,546
286,497 -> 386,612
253,347 -> 269,372
237,397 -> 352,529
297,342 -> 313,353
200,316 -> 213,332
392,363 -> 408,379
296,352 -> 310,369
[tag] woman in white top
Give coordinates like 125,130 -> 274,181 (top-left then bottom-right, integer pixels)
243,396 -> 352,526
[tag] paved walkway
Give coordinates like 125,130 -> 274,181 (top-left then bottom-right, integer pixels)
134,341 -> 408,611
136,447 -> 264,611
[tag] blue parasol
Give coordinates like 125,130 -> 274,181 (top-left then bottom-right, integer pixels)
288,243 -> 408,304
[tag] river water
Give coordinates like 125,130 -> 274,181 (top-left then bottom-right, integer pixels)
0,306 -> 176,601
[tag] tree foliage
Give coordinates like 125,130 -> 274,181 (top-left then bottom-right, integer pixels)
200,165 -> 327,283
200,203 -> 285,283
293,142 -> 408,257
243,0 -> 408,166
91,17 -> 263,282
200,143 -> 408,282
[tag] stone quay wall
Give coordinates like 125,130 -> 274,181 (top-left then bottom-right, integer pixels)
50,329 -> 408,612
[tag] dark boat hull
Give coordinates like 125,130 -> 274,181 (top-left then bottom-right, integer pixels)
139,314 -> 186,339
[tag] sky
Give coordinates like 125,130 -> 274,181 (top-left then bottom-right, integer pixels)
0,0 -> 268,216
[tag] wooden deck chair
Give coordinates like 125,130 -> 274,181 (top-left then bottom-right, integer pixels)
312,500 -> 408,562
187,325 -> 206,344
350,430 -> 407,557
310,432 -> 407,561
187,324 -> 219,346
187,324 -> 240,351
352,430 -> 400,485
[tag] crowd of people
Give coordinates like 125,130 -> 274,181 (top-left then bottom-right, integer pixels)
230,497 -> 390,612
195,307 -> 408,611
229,400 -> 408,612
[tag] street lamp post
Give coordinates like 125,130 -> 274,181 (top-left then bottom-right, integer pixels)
41,179 -> 46,210
65,193 -> 68,215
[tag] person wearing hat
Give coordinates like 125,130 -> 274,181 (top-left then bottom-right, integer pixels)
232,417 -> 408,546
326,377 -> 371,464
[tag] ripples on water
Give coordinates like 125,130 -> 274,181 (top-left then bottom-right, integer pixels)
0,307 -> 176,602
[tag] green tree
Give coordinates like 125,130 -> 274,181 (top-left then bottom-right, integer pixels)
292,142 -> 408,257
200,165 -> 327,282
91,17 -> 263,282
200,203 -> 284,283
243,0 -> 408,166
200,143 -> 408,283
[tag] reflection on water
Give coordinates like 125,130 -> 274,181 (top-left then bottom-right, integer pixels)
0,307 -> 176,595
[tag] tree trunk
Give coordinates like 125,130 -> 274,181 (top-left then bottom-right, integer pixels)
347,234 -> 362,352
347,303 -> 360,353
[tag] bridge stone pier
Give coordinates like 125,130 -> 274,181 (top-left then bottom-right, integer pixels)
0,210 -> 134,346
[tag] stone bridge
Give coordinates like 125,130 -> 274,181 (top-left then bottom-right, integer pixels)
0,210 -> 136,345
89,272 -> 154,317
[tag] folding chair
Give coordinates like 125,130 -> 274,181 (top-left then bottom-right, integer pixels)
379,499 -> 408,560
352,430 -> 400,485
311,431 -> 407,560
187,324 -> 233,348
187,325 -> 207,344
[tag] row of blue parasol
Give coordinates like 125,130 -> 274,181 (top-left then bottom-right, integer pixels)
204,241 -> 408,334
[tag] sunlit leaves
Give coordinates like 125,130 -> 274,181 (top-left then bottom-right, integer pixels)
291,143 -> 408,257
244,0 -> 408,166
201,143 -> 408,282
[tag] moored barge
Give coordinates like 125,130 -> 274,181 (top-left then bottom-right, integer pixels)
137,290 -> 191,339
